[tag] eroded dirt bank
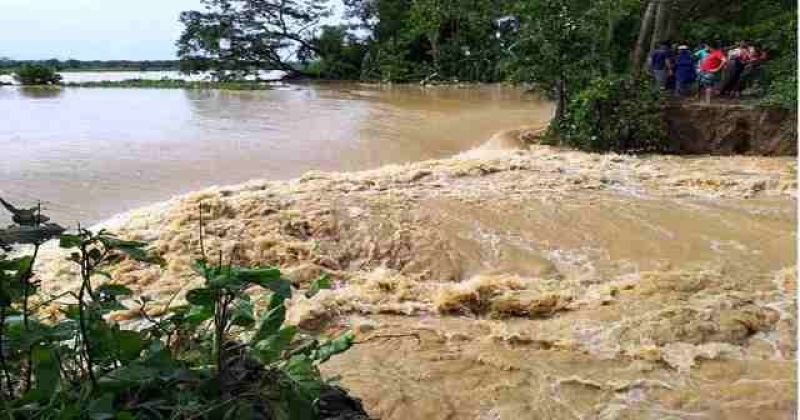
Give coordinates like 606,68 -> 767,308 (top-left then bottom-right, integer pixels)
666,103 -> 797,156
37,144 -> 797,419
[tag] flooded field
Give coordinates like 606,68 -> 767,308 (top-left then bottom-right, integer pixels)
0,82 -> 550,223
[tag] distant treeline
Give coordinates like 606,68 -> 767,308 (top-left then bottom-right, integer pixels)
0,59 -> 180,73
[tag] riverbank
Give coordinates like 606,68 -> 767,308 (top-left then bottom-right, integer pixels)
63,79 -> 276,90
32,139 -> 797,419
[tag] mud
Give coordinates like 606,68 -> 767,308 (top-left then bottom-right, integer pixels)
33,139 -> 797,419
666,103 -> 797,156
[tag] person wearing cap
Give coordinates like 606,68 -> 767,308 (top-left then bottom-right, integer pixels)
674,44 -> 696,97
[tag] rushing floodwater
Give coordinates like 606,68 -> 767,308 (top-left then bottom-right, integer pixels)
0,81 -> 551,224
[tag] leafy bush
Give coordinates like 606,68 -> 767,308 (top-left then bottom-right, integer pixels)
0,202 -> 358,420
13,65 -> 62,86
555,75 -> 673,153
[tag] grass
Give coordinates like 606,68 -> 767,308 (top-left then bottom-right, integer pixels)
64,79 -> 275,90
0,67 -> 178,74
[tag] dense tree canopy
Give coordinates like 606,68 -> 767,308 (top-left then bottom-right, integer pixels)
177,0 -> 330,79
176,0 -> 797,119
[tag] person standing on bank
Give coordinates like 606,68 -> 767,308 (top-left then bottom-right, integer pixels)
674,44 -> 697,97
649,41 -> 673,90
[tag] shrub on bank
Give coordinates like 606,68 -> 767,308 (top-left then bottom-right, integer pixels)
554,75 -> 673,153
13,65 -> 63,86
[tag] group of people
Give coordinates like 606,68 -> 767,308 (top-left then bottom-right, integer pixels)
649,40 -> 768,99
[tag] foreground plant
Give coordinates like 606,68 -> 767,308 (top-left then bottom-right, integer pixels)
0,200 -> 363,419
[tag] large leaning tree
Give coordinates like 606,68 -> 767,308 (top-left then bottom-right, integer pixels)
177,0 -> 331,80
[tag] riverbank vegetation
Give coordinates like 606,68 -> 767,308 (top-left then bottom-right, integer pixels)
0,59 -> 180,74
13,65 -> 62,86
0,201 -> 362,419
174,0 -> 795,152
65,79 -> 274,90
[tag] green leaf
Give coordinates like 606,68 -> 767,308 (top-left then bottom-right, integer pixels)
186,288 -> 214,307
233,266 -> 282,283
12,256 -> 33,276
253,293 -> 286,343
312,331 -> 355,363
98,237 -> 147,251
254,326 -> 297,364
208,270 -> 245,290
96,284 -> 133,298
305,274 -> 332,298
282,354 -> 323,402
88,393 -> 115,420
185,304 -> 214,324
233,267 -> 290,297
115,330 -> 146,363
32,346 -> 60,399
230,298 -> 255,327
99,236 -> 163,265
59,234 -> 82,249
61,305 -> 81,321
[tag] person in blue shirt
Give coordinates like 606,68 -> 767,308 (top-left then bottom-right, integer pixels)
649,42 -> 672,90
673,44 -> 697,96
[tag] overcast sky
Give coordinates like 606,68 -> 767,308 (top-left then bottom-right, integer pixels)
1,0 -> 346,61
0,0 -> 208,60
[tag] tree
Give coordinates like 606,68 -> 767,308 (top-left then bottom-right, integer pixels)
13,65 -> 62,85
177,0 -> 331,80
301,25 -> 368,79
507,0 -> 597,122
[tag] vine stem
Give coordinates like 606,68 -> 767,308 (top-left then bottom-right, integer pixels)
0,305 -> 13,398
76,225 -> 97,388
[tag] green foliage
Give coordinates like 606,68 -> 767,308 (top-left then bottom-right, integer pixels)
306,274 -> 332,299
13,65 -> 62,86
0,59 -> 179,73
65,79 -> 274,90
301,26 -> 368,80
676,0 -> 797,110
177,0 -> 330,80
0,202 -> 356,419
556,75 -> 672,153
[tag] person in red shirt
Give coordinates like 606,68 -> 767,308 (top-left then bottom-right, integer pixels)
698,41 -> 727,98
700,47 -> 726,72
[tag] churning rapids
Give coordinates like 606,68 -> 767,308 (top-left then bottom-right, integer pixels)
20,93 -> 796,418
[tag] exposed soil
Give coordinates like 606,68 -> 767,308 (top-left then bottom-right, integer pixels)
666,102 -> 797,156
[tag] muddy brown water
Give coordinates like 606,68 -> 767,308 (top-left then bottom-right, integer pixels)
0,82 -> 550,224
31,145 -> 796,420
8,80 -> 797,419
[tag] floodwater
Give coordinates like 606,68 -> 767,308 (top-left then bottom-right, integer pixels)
22,81 -> 797,418
36,146 -> 796,420
0,80 -> 551,224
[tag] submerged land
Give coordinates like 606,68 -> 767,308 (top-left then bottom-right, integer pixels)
31,131 -> 797,419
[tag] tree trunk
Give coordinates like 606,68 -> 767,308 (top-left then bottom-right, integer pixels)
430,33 -> 441,72
554,77 -> 568,123
632,1 -> 657,70
664,5 -> 677,41
650,2 -> 668,52
605,5 -> 616,73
